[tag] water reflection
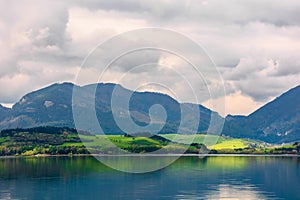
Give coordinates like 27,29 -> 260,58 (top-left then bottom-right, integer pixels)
175,184 -> 277,200
0,156 -> 299,199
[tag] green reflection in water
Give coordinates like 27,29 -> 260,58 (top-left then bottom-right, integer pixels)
0,155 -> 299,177
0,156 -> 112,179
0,155 -> 299,199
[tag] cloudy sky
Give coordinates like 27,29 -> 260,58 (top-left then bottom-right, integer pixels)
0,0 -> 300,116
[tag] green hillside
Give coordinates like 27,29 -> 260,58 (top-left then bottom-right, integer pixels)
0,126 -> 299,156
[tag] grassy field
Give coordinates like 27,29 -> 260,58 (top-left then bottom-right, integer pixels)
210,139 -> 248,150
65,135 -> 161,147
63,134 -> 255,151
1,127 -> 298,156
159,134 -> 258,150
0,137 -> 9,144
61,134 -> 199,154
160,134 -> 225,146
45,134 -> 299,155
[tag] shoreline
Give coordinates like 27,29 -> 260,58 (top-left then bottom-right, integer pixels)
1,153 -> 300,159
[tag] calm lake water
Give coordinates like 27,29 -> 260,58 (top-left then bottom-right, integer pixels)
0,156 -> 299,200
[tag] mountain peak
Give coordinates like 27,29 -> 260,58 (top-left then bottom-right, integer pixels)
249,84 -> 300,118
223,84 -> 300,143
0,104 -> 11,110
0,82 -> 215,134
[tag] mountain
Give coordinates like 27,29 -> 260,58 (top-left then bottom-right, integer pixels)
223,85 -> 300,143
0,82 -> 219,134
1,82 -> 299,143
0,105 -> 11,121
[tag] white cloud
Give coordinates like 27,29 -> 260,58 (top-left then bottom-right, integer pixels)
0,0 -> 300,116
66,7 -> 148,58
0,61 -> 79,103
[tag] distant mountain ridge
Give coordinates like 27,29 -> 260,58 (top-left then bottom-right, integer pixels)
0,83 -> 299,144
223,85 -> 300,143
0,82 -> 217,135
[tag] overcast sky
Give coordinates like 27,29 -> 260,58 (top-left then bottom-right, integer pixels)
0,0 -> 300,116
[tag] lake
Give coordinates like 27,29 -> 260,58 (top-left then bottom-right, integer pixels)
0,155 -> 299,199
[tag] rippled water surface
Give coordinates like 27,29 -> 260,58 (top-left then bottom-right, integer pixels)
0,156 -> 299,200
